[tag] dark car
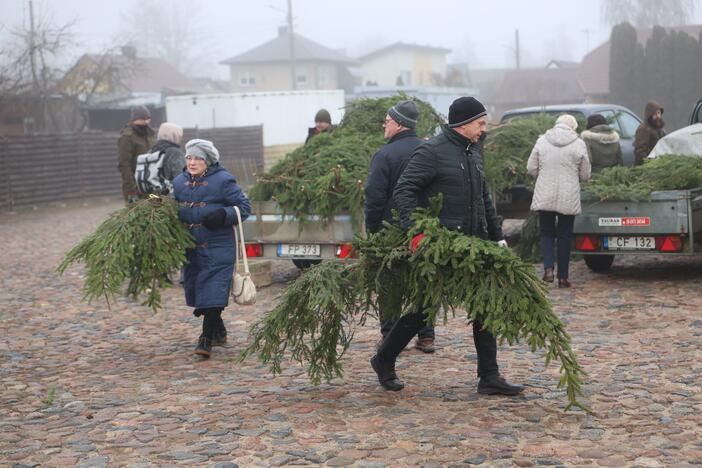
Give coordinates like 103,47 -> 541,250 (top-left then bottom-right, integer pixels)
500,104 -> 642,166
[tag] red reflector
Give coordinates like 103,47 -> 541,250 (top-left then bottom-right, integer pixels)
336,243 -> 356,259
655,235 -> 682,252
575,235 -> 599,251
245,243 -> 263,257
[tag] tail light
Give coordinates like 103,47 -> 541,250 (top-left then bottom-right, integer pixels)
655,235 -> 683,252
575,234 -> 600,251
245,243 -> 263,257
336,243 -> 356,259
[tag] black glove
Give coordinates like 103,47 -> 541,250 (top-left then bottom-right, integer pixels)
202,208 -> 227,229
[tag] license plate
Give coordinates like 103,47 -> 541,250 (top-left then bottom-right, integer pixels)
277,244 -> 321,257
604,236 -> 655,250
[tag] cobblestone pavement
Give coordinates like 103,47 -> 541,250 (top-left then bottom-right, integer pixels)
2,201 -> 702,467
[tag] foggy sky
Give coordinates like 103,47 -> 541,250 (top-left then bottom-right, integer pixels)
3,0 -> 702,79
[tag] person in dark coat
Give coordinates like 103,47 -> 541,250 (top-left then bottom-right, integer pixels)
173,139 -> 252,358
118,105 -> 155,203
364,100 -> 435,353
581,114 -> 623,173
370,97 -> 523,396
634,101 -> 665,165
305,108 -> 335,144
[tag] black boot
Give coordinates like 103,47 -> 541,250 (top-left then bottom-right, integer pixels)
194,335 -> 212,358
370,355 -> 404,391
212,310 -> 227,346
478,374 -> 524,396
194,313 -> 214,358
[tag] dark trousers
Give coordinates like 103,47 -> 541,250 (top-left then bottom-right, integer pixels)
381,319 -> 434,340
194,307 -> 224,338
377,310 -> 498,378
538,211 -> 575,279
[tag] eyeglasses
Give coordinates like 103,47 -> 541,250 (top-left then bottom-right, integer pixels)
185,155 -> 205,162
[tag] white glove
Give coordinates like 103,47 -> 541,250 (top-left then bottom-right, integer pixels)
497,240 -> 509,248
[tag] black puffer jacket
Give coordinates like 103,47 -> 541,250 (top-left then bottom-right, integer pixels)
364,130 -> 422,233
393,126 -> 503,241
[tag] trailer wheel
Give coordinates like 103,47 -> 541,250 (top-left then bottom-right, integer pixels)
292,259 -> 322,270
584,254 -> 615,272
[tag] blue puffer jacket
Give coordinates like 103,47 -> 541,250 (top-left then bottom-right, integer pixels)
173,164 -> 251,309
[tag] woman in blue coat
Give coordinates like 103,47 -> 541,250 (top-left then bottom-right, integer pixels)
173,139 -> 251,358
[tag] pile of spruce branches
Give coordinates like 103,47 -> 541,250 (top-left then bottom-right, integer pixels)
242,199 -> 589,413
249,94 -> 444,225
584,155 -> 702,201
57,196 -> 194,312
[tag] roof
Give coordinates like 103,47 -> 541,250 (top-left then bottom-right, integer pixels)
546,59 -> 580,69
578,24 -> 702,96
221,28 -> 356,65
489,67 -> 585,105
67,53 -> 200,94
359,42 -> 452,61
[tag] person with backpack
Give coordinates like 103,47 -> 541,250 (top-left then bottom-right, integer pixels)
118,106 -> 155,203
135,123 -> 185,195
173,139 -> 251,358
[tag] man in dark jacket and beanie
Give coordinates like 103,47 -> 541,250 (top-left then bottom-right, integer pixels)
305,108 -> 335,144
364,100 -> 435,353
370,97 -> 524,396
634,101 -> 665,165
118,105 -> 155,203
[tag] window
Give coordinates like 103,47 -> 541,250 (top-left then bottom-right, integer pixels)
296,66 -> 308,85
599,110 -> 622,135
238,71 -> 255,87
316,66 -> 328,87
616,111 -> 641,139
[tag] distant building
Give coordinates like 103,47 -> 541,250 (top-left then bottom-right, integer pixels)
578,25 -> 702,103
60,46 -> 201,99
448,62 -> 584,120
220,26 -> 358,93
359,42 -> 451,87
58,46 -> 203,131
488,65 -> 585,120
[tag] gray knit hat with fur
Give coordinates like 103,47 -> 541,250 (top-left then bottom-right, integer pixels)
185,139 -> 220,166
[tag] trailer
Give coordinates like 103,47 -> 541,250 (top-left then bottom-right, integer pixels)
241,201 -> 358,269
573,188 -> 702,271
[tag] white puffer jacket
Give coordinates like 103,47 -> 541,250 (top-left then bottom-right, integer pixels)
527,123 -> 591,215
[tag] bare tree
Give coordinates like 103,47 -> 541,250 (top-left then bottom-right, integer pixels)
0,2 -> 76,131
601,0 -> 696,28
117,0 -> 209,74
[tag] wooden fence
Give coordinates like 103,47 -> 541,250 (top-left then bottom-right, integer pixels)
0,126 -> 263,211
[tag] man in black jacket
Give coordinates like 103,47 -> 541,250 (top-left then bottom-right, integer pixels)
370,97 -> 524,396
364,100 -> 435,353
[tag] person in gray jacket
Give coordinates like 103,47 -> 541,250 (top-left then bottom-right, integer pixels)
527,114 -> 591,288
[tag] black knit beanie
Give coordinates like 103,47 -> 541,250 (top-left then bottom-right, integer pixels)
586,114 -> 607,129
448,97 -> 486,128
314,109 -> 332,124
388,100 -> 418,129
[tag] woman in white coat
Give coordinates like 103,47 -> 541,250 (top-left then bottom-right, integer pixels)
527,114 -> 591,288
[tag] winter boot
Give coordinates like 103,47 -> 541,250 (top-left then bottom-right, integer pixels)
212,310 -> 227,346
